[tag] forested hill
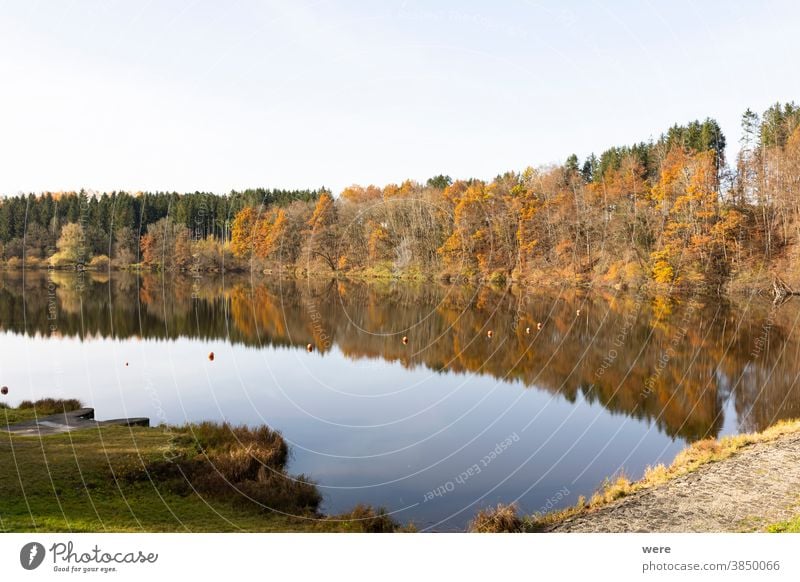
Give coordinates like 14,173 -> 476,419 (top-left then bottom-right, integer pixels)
2,101 -> 800,295
0,188 -> 321,260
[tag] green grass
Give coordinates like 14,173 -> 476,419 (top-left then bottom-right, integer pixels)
767,516 -> 800,533
0,402 -> 392,532
0,398 -> 83,424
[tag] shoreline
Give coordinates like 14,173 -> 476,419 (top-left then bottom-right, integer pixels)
0,262 -> 785,299
5,400 -> 800,533
0,399 -> 402,533
530,419 -> 800,533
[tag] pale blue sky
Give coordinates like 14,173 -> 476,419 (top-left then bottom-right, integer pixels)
1,0 -> 798,195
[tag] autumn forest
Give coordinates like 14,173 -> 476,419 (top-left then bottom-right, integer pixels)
2,101 -> 800,295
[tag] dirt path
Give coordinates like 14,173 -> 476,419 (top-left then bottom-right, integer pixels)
549,432 -> 800,532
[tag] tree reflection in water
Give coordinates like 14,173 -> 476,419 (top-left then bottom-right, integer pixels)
1,269 -> 798,441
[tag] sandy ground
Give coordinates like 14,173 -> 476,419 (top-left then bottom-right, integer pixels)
548,431 -> 800,532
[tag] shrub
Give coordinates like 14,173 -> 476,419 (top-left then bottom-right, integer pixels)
49,252 -> 74,268
17,398 -> 83,414
5,257 -> 22,269
487,270 -> 507,286
190,239 -> 223,272
134,421 -> 320,514
23,256 -> 44,269
468,503 -> 524,533
88,255 -> 111,271
234,472 -> 322,512
330,504 -> 399,532
177,421 -> 289,469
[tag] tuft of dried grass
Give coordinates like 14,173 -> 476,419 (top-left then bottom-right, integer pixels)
589,474 -> 632,508
129,420 -> 320,514
328,504 -> 399,533
468,503 -> 524,533
179,422 -> 288,465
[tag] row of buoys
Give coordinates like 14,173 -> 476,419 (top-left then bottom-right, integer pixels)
196,319 -> 569,356
398,322 -> 548,344
195,317 -> 568,358
195,315 -> 575,358
123,313 -> 585,365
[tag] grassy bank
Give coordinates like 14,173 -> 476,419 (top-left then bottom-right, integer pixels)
0,399 -> 399,532
9,399 -> 798,533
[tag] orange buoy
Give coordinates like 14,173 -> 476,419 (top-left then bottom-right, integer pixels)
0,386 -> 7,395
487,330 -> 493,338
208,351 -> 215,361
306,343 -> 314,352
402,336 -> 408,345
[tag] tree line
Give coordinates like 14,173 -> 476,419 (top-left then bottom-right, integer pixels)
0,188 -> 321,270
2,101 -> 799,293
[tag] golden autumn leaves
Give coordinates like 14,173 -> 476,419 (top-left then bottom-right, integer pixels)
219,144 -> 744,293
182,105 -> 800,294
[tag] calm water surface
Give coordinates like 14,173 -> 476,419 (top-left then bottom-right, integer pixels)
1,270 -> 799,530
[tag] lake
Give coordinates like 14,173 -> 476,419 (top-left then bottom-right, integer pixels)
1,270 -> 798,530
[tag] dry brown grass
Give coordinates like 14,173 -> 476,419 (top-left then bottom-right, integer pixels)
178,421 -> 289,477
327,504 -> 400,533
129,421 -> 321,514
468,503 -> 524,533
